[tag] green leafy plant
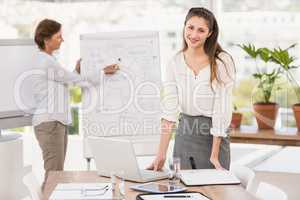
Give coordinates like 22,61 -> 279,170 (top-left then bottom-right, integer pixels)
270,44 -> 300,103
253,70 -> 281,103
239,44 -> 282,104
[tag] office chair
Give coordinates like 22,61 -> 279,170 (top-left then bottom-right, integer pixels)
23,171 -> 42,200
231,164 -> 255,191
256,182 -> 287,200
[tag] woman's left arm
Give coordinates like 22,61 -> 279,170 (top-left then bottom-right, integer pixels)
210,83 -> 232,170
210,53 -> 236,170
210,136 -> 225,170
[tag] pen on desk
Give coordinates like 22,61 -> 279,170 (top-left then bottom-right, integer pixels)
84,185 -> 109,191
163,195 -> 191,198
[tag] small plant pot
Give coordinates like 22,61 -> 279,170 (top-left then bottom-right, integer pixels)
292,104 -> 300,132
253,102 -> 279,129
230,112 -> 243,129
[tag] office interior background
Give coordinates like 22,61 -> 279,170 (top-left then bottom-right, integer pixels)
1,0 -> 300,198
2,0 -> 300,133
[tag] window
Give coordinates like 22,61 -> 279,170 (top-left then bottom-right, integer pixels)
218,0 -> 300,127
1,0 -> 211,134
2,0 -> 298,129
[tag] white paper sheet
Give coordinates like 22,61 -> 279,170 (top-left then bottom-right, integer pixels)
180,169 -> 241,186
80,32 -> 161,141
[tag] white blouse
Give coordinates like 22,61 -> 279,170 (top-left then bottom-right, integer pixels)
32,51 -> 100,126
161,52 -> 235,137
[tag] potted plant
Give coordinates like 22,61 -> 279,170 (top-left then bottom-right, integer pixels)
239,44 -> 281,129
293,87 -> 300,132
230,104 -> 243,129
292,87 -> 300,132
271,44 -> 300,131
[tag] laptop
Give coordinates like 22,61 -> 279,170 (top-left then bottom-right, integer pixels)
88,137 -> 169,183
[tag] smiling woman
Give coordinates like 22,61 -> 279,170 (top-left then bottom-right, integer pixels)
148,7 -> 236,171
183,16 -> 211,77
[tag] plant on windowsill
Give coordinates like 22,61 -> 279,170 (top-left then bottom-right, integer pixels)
293,87 -> 300,132
271,44 -> 300,132
239,44 -> 281,129
230,104 -> 243,129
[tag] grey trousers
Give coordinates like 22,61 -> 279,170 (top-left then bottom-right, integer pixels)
34,121 -> 68,190
173,113 -> 230,170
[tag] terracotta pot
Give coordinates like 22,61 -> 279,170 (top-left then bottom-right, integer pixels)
230,112 -> 243,128
253,102 -> 279,129
292,104 -> 300,132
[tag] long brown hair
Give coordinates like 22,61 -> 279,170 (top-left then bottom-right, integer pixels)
181,7 -> 233,85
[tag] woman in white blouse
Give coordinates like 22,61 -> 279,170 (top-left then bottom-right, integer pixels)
33,19 -> 119,190
148,8 -> 235,170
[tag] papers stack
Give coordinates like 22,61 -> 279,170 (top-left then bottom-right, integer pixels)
49,183 -> 112,200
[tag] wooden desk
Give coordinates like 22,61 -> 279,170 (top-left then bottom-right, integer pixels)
43,171 -> 257,200
230,126 -> 300,146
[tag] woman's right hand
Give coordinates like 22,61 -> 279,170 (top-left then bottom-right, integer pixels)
147,153 -> 166,171
103,64 -> 119,74
75,58 -> 81,74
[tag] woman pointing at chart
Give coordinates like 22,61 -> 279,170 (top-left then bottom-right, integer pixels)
148,8 -> 235,171
32,19 -> 119,190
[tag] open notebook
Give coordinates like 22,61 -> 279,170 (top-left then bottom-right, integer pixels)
180,169 -> 241,186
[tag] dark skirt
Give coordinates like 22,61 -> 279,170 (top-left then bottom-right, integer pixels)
173,113 -> 230,170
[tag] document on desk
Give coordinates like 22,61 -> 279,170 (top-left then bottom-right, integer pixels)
180,169 -> 241,186
137,192 -> 210,200
49,183 -> 112,200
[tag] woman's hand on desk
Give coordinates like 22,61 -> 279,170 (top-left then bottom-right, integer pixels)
103,64 -> 120,74
147,153 -> 166,171
210,156 -> 225,170
210,136 -> 226,170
